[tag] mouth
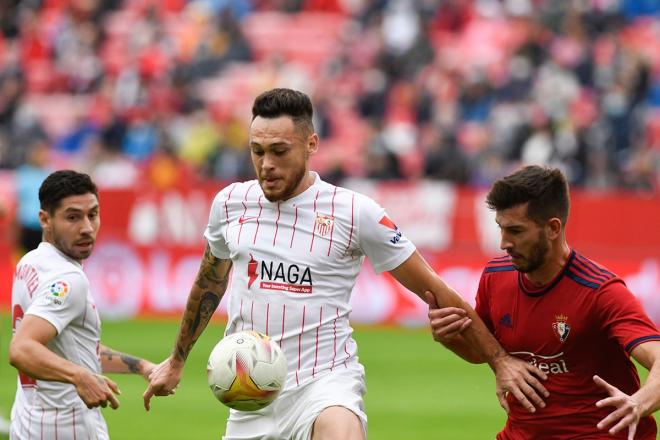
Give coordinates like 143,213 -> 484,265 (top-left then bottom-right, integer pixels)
261,177 -> 280,189
75,241 -> 94,251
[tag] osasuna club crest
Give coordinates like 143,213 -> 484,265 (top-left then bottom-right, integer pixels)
552,314 -> 571,343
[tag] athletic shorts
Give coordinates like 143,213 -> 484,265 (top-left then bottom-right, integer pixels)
10,404 -> 108,440
223,363 -> 367,440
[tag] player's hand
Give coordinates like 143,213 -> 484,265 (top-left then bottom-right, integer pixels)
426,291 -> 472,343
74,369 -> 121,410
139,360 -> 157,381
594,375 -> 641,440
143,356 -> 183,411
492,355 -> 548,414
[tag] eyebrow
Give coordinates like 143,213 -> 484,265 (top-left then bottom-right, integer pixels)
249,141 -> 291,148
62,205 -> 99,213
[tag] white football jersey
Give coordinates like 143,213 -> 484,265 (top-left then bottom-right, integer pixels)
204,172 -> 416,390
10,242 -> 107,439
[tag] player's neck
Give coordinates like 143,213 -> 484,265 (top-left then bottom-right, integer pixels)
283,170 -> 315,201
524,242 -> 571,286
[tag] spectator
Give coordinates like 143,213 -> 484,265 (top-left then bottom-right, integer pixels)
14,138 -> 50,253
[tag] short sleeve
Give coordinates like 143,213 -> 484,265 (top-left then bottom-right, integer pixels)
204,185 -> 234,259
25,271 -> 89,334
594,279 -> 660,354
356,195 -> 415,274
475,273 -> 495,332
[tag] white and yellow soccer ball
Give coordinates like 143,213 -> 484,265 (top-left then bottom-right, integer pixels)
207,330 -> 287,411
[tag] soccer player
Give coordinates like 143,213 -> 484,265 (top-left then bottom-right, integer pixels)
143,88 -> 549,440
9,170 -> 156,440
427,165 -> 660,439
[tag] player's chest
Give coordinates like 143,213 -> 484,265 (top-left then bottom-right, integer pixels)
490,290 -> 592,354
225,203 -> 355,261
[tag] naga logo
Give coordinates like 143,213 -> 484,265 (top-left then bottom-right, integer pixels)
510,351 -> 570,375
246,254 -> 313,294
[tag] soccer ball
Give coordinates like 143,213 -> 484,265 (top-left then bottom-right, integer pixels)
207,330 -> 287,411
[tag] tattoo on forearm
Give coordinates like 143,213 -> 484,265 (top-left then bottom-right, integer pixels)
121,354 -> 142,374
191,291 -> 221,334
101,349 -> 143,374
195,247 -> 225,288
174,247 -> 231,362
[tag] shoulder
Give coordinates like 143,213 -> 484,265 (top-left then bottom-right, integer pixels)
565,251 -> 618,290
34,268 -> 89,309
210,181 -> 262,219
22,244 -> 85,278
44,268 -> 89,292
483,255 -> 517,274
212,180 -> 259,203
320,182 -> 368,210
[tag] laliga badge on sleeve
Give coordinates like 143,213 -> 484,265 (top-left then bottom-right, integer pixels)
46,280 -> 71,306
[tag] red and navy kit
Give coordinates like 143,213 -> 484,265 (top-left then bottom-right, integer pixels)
476,250 -> 660,439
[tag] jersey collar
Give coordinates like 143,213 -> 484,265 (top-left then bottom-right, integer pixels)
518,249 -> 576,297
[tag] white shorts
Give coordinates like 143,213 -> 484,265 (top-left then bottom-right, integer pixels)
10,404 -> 108,440
223,363 -> 367,440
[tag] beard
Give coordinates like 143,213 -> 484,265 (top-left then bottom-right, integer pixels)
260,165 -> 307,202
52,230 -> 95,261
513,230 -> 549,273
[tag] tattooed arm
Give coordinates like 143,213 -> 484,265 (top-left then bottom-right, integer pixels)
99,344 -> 155,380
143,245 -> 233,410
173,244 -> 232,363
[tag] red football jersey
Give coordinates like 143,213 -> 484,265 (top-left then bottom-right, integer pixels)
476,250 -> 660,439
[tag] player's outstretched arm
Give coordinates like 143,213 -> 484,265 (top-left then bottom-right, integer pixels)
99,344 -> 156,380
389,251 -> 548,413
425,291 -> 483,363
9,315 -> 120,410
595,340 -> 660,440
143,244 -> 233,410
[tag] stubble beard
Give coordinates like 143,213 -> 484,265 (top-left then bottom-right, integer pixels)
514,231 -> 549,273
52,230 -> 94,262
261,166 -> 307,202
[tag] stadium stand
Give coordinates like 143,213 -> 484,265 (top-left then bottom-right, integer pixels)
0,0 -> 658,191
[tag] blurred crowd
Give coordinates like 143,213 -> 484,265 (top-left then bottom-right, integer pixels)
1,0 -> 659,192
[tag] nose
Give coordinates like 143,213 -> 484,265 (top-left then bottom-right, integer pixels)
499,233 -> 512,251
80,216 -> 95,234
260,152 -> 276,172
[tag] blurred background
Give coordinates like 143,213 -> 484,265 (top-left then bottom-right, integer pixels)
0,0 -> 659,438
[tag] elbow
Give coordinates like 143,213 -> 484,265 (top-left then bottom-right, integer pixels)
9,339 -> 28,370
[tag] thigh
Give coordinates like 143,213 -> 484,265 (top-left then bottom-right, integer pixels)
281,365 -> 367,440
10,406 -> 107,440
223,406 -> 279,440
312,406 -> 365,440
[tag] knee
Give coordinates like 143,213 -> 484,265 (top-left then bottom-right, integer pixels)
312,406 -> 365,440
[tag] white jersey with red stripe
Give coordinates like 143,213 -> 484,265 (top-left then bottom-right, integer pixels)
10,242 -> 108,439
204,172 -> 416,390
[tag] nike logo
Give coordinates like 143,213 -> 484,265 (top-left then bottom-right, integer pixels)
239,216 -> 257,224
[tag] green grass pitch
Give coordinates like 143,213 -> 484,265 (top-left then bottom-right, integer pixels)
0,315 -> 652,439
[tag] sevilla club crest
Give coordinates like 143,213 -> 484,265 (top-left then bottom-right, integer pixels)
315,213 -> 334,237
552,314 -> 571,343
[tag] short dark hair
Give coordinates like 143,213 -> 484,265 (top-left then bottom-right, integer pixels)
252,88 -> 314,134
486,165 -> 570,225
39,170 -> 99,214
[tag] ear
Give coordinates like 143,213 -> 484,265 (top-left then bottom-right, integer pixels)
307,133 -> 319,156
546,217 -> 563,240
38,209 -> 50,231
